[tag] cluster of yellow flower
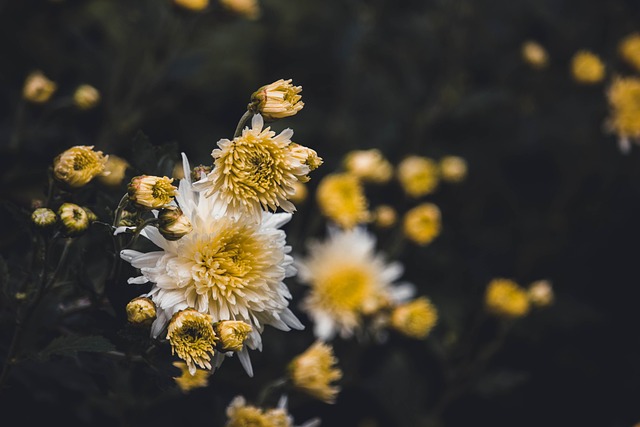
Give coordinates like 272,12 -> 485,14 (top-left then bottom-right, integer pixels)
22,71 -> 100,110
484,278 -> 554,319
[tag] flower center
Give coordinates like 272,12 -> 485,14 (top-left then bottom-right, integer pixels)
73,152 -> 95,171
316,265 -> 372,312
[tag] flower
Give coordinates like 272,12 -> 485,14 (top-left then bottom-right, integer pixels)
58,203 -> 90,237
439,155 -> 468,183
606,76 -> 640,153
128,175 -> 177,210
390,296 -> 438,339
31,208 -> 57,228
97,155 -> 129,187
343,149 -> 393,184
213,320 -> 253,352
571,50 -> 605,84
73,84 -> 100,110
53,145 -> 108,188
126,296 -> 157,326
289,181 -> 308,205
288,341 -> 342,404
249,79 -> 303,120
172,361 -> 211,393
296,227 -> 408,340
521,40 -> 548,69
121,154 -> 303,377
193,114 -> 319,222
167,309 -> 217,375
174,0 -> 209,11
485,278 -> 530,319
372,205 -> 397,229
225,396 -> 292,427
22,70 -> 57,103
402,203 -> 441,246
618,33 -> 640,72
397,155 -> 440,197
157,206 -> 193,241
220,0 -> 260,20
527,279 -> 554,307
316,173 -> 370,229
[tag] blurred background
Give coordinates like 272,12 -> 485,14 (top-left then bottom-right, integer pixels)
1,0 -> 640,426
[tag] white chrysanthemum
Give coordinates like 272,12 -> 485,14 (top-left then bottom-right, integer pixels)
121,153 -> 303,376
193,114 -> 313,222
295,227 -> 413,340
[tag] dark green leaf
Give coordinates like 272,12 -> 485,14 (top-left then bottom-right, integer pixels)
35,335 -> 116,361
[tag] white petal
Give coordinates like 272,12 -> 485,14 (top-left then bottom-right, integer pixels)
251,113 -> 264,131
237,348 -> 254,378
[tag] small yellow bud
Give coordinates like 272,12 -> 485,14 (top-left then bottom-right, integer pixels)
527,280 -> 554,308
22,71 -> 57,104
289,143 -> 323,182
343,149 -> 393,184
397,155 -> 440,197
126,296 -> 157,326
485,278 -> 530,319
220,0 -> 260,20
372,205 -> 397,228
212,320 -> 252,352
53,145 -> 108,188
249,79 -> 303,120
128,175 -> 177,209
390,297 -> 438,339
73,84 -> 100,110
157,206 -> 193,241
618,33 -> 640,72
57,203 -> 90,237
31,208 -> 57,228
173,0 -> 209,11
439,155 -> 468,183
288,341 -> 342,404
521,40 -> 549,69
172,361 -> 210,393
571,50 -> 605,84
97,155 -> 129,187
403,203 -> 441,246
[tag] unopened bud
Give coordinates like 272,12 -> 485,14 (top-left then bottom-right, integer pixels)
58,203 -> 90,237
32,208 -> 57,228
73,84 -> 101,110
248,79 -> 304,120
128,175 -> 177,209
212,320 -> 252,352
126,297 -> 157,326
23,71 -> 57,104
527,280 -> 554,307
157,206 -> 193,241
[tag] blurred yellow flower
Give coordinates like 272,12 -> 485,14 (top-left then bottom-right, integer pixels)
220,0 -> 260,20
403,203 -> 441,246
397,155 -> 440,197
73,84 -> 100,110
97,155 -> 129,187
53,145 -> 108,188
126,296 -> 157,326
390,296 -> 438,339
174,0 -> 209,11
128,175 -> 177,209
288,341 -> 342,404
249,79 -> 303,120
172,361 -> 211,393
485,278 -> 530,319
225,396 -> 292,427
167,309 -> 217,375
439,155 -> 468,183
618,33 -> 640,72
316,173 -> 370,229
372,204 -> 397,229
521,40 -> 549,69
22,70 -> 57,104
571,50 -> 605,84
289,181 -> 308,204
527,279 -> 554,308
606,76 -> 640,152
343,149 -> 393,184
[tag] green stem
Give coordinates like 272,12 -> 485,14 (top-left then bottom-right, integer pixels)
256,377 -> 288,407
233,110 -> 253,138
125,218 -> 159,249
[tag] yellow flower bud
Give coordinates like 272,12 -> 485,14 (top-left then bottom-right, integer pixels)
403,203 -> 441,246
73,84 -> 100,110
485,278 -> 530,319
212,320 -> 252,352
618,33 -> 640,72
172,361 -> 210,393
157,206 -> 193,241
173,0 -> 209,11
31,208 -> 57,228
128,175 -> 177,209
249,79 -> 303,120
390,297 -> 438,339
53,145 -> 108,188
126,296 -> 157,326
289,142 -> 323,182
22,71 -> 57,104
97,155 -> 129,187
439,155 -> 468,183
571,50 -> 605,84
220,0 -> 260,20
57,203 -> 90,237
397,155 -> 440,197
288,341 -> 342,404
521,40 -> 549,69
343,149 -> 393,184
372,204 -> 397,228
527,280 -> 554,308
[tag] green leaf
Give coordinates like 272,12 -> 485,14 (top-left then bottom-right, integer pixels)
35,335 -> 116,361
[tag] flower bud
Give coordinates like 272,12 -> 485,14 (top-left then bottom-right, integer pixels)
58,203 -> 90,237
372,205 -> 397,229
212,320 -> 252,352
527,280 -> 554,308
343,149 -> 393,184
485,278 -> 530,319
249,79 -> 304,120
288,341 -> 342,404
126,296 -> 157,326
390,297 -> 438,339
439,155 -> 468,183
521,40 -> 548,69
157,206 -> 193,241
31,208 -> 57,228
73,84 -> 101,110
53,145 -> 108,188
128,175 -> 177,209
23,71 -> 57,104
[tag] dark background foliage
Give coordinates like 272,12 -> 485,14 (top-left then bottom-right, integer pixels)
1,0 -> 640,426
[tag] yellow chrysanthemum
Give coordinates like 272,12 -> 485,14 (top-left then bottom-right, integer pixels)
390,297 -> 438,339
288,341 -> 342,404
97,155 -> 129,187
527,280 -> 554,308
126,296 -> 157,326
23,70 -> 57,104
213,320 -> 253,352
128,175 -> 177,210
53,145 -> 108,188
73,84 -> 100,110
316,173 -> 370,229
193,114 -> 318,221
439,156 -> 468,183
167,309 -> 217,375
174,0 -> 209,11
485,278 -> 530,319
618,33 -> 640,72
297,227 -> 406,340
571,50 -> 605,84
249,79 -> 303,120
521,40 -> 549,69
397,156 -> 440,198
225,396 -> 293,427
220,0 -> 259,20
343,149 -> 393,184
172,361 -> 211,393
403,203 -> 441,246
606,76 -> 640,151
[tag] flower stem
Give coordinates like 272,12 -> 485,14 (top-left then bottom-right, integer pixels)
233,110 -> 253,138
